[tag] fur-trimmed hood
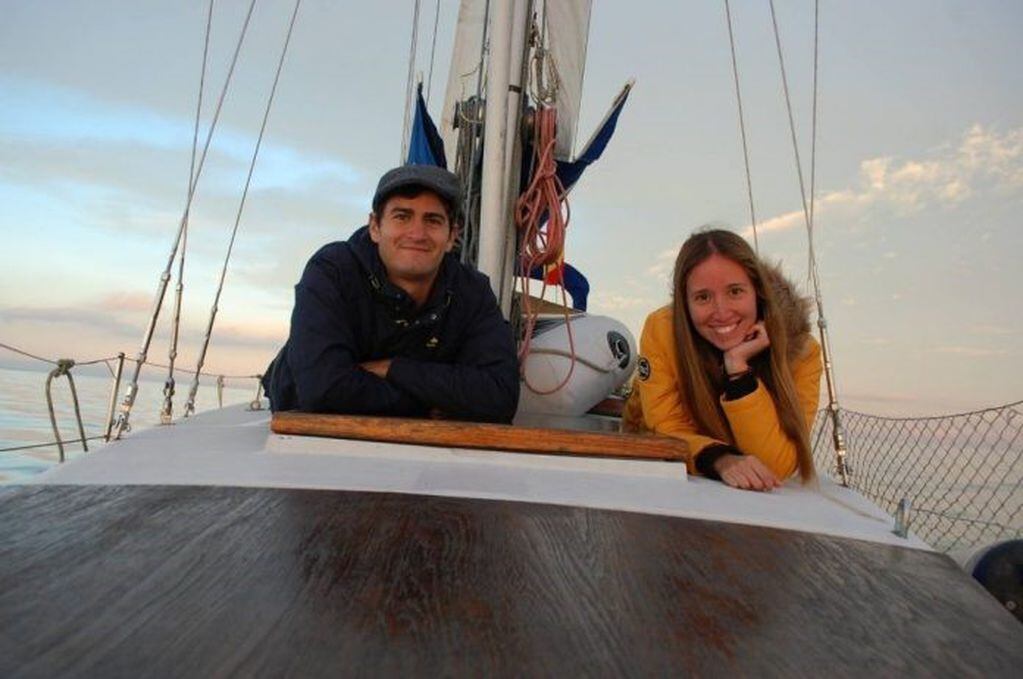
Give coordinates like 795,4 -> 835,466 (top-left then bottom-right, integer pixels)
762,261 -> 814,361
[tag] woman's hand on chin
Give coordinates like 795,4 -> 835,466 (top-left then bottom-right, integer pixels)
723,321 -> 770,376
713,453 -> 781,491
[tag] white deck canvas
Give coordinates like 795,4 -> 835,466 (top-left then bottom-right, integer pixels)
36,404 -> 928,551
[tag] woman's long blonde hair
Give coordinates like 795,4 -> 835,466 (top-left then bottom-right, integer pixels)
671,229 -> 815,482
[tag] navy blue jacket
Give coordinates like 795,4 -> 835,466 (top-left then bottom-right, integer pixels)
264,226 -> 519,422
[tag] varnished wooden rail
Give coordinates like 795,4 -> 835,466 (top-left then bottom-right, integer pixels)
271,412 -> 688,462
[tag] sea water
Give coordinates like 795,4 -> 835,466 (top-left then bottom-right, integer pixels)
0,365 -> 258,483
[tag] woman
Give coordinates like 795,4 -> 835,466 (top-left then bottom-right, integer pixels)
622,229 -> 822,490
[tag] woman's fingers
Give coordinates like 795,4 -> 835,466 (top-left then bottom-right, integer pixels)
724,322 -> 771,370
745,322 -> 771,354
749,456 -> 781,489
720,455 -> 780,492
722,465 -> 757,490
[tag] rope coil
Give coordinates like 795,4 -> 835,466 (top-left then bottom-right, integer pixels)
515,106 -> 577,396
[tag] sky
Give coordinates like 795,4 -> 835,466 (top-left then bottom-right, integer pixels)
1,1 -> 1021,416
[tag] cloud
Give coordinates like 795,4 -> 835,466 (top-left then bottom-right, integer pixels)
933,345 -> 1009,357
96,292 -> 153,313
0,304 -> 139,336
0,76 -> 372,253
744,209 -> 803,238
645,248 -> 678,280
0,293 -> 285,374
0,76 -> 363,192
588,292 -> 655,312
745,124 -> 1023,236
970,324 -> 1017,337
212,323 -> 287,350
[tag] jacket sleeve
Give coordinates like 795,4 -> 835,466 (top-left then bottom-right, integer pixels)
721,338 -> 823,478
287,250 -> 425,416
386,284 -> 520,423
631,308 -> 726,473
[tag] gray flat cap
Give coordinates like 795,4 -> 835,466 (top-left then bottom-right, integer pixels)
372,165 -> 462,214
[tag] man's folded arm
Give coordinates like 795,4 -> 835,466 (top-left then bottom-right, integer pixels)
288,253 -> 424,416
386,291 -> 520,422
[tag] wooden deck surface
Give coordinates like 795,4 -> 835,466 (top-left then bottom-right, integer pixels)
2,484 -> 1020,677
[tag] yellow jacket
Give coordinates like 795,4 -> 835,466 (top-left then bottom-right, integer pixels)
622,305 -> 822,479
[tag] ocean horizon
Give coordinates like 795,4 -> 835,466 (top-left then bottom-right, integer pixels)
0,364 -> 258,483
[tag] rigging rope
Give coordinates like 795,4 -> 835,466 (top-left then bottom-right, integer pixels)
0,341 -> 119,367
184,0 -> 303,416
767,0 -> 813,242
528,5 -> 560,105
808,0 -> 821,280
0,341 -> 57,365
162,0 -> 215,425
453,0 -> 491,267
768,0 -> 847,485
723,0 -> 759,252
112,0 -> 258,439
514,106 -> 577,395
516,110 -> 568,272
425,0 -> 441,106
0,437 -> 107,456
75,355 -> 121,367
400,0 -> 423,163
0,341 -> 258,379
45,359 -> 88,462
475,0 -> 491,103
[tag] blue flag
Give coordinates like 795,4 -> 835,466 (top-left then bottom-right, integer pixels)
406,82 -> 447,169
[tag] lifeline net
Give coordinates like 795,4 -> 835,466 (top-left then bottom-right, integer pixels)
812,401 -> 1023,554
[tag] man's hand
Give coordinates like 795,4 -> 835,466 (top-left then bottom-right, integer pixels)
360,359 -> 392,379
713,453 -> 781,491
723,321 -> 770,376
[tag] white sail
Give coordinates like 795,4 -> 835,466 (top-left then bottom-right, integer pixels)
440,0 -> 593,163
440,0 -> 487,163
546,0 -> 593,160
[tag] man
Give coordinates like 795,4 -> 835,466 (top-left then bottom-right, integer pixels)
263,165 -> 520,422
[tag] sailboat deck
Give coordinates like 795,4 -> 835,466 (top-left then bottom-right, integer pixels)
8,406 -> 1023,673
34,404 -> 922,550
2,483 -> 1021,676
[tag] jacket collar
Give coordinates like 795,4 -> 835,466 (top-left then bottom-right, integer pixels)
762,261 -> 813,361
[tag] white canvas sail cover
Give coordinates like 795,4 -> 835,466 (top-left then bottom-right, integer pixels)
440,0 -> 593,162
546,0 -> 592,160
440,0 -> 487,161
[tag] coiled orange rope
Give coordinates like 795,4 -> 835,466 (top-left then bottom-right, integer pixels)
515,106 -> 577,394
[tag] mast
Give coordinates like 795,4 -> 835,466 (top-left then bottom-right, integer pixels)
477,0 -> 515,306
498,0 -> 532,316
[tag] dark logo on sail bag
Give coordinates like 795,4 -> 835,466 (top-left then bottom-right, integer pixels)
637,357 -> 651,380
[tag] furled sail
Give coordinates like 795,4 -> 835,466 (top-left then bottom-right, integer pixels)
439,0 -> 488,163
544,0 -> 593,160
439,0 -> 593,162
